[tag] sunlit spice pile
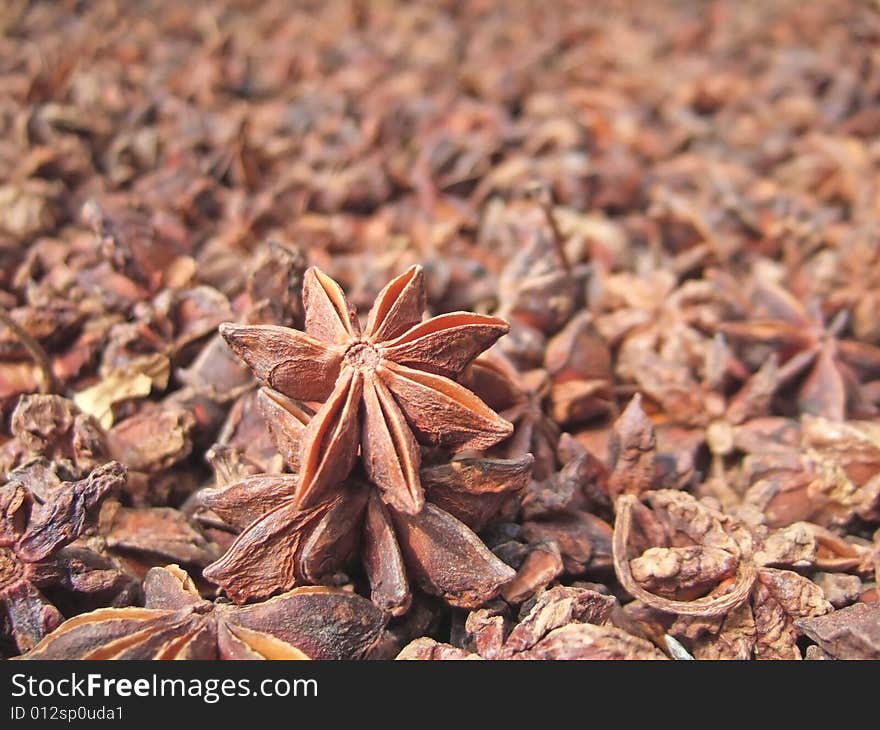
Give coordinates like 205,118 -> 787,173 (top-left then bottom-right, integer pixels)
2,0 -> 880,660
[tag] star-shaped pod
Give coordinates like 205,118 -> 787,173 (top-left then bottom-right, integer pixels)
198,392 -> 531,613
23,565 -> 387,660
219,265 -> 513,514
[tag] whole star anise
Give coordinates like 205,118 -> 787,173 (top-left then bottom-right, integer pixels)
218,264 -> 513,514
23,564 -> 386,660
202,266 -> 523,611
719,277 -> 880,420
199,386 -> 530,612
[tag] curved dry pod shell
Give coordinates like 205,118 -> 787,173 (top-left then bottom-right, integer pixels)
203,499 -> 332,603
24,566 -> 387,660
363,265 -> 426,342
362,492 -> 410,616
257,388 -> 312,471
391,503 -> 515,609
230,586 -> 387,660
613,494 -> 756,617
219,322 -> 342,402
421,454 -> 533,531
383,312 -> 509,379
22,607 -> 201,659
196,474 -> 300,532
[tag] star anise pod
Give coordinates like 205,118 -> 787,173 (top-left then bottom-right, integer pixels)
219,264 -> 513,514
0,461 -> 127,655
611,337 -> 787,502
719,277 -> 880,420
789,226 -> 880,345
198,387 -> 530,613
595,271 -> 737,426
612,489 -> 835,659
23,564 -> 386,660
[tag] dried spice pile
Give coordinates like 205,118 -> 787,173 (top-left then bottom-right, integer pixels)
2,0 -> 880,660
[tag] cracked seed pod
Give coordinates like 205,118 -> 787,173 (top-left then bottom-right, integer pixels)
1,462 -> 129,654
613,490 -> 834,659
397,585 -> 628,659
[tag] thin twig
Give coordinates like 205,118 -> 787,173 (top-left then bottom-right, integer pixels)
541,199 -> 572,274
0,304 -> 57,394
525,181 -> 571,273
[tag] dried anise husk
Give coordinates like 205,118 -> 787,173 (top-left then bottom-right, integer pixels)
3,0 -> 880,663
81,200 -> 189,295
84,500 -> 220,579
729,415 -> 879,530
515,436 -> 614,580
397,584 -> 665,660
462,349 -> 560,480
719,277 -> 880,420
543,312 -> 615,428
73,352 -> 169,429
6,453 -> 217,579
0,461 -> 129,655
606,394 -> 657,500
207,388 -> 287,477
23,564 -> 386,660
613,490 -> 835,659
176,239 -> 308,411
99,285 -> 233,375
594,270 -> 734,421
107,405 -> 196,475
3,392 -> 198,509
796,601 -> 880,660
1,394 -> 106,480
499,541 -> 565,605
627,330 -> 787,495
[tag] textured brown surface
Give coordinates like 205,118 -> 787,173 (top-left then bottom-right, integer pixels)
2,0 -> 880,659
